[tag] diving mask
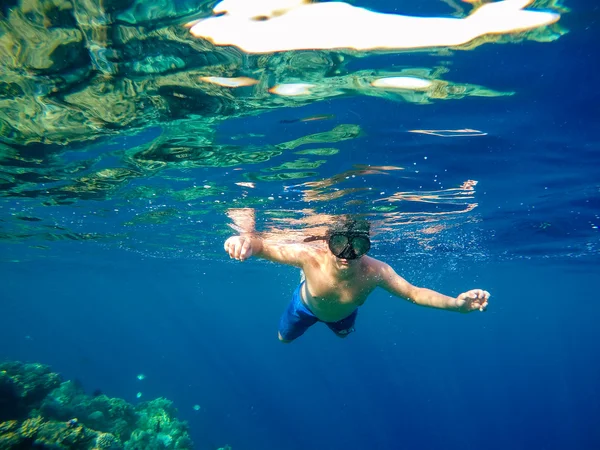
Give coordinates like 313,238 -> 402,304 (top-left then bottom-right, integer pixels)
327,232 -> 371,260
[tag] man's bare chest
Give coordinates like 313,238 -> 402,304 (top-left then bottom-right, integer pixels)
306,276 -> 374,305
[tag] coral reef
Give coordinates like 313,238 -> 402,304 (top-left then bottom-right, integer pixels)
0,361 -> 61,421
0,361 -> 193,449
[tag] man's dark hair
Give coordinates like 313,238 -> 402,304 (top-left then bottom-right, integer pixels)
328,217 -> 370,235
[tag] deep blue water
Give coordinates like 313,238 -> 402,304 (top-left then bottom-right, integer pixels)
3,254 -> 600,450
2,1 -> 600,450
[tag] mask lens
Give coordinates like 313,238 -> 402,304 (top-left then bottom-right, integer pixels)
351,235 -> 371,257
328,233 -> 350,256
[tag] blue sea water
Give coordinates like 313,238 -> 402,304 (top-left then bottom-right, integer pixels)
1,1 -> 600,450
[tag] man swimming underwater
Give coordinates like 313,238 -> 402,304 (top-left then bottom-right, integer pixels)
224,219 -> 490,342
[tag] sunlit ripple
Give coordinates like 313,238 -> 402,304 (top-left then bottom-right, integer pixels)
0,0 -> 579,263
191,0 -> 560,53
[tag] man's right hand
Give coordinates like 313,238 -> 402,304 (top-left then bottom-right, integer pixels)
224,236 -> 254,261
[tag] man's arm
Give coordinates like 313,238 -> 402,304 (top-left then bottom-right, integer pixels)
224,235 -> 312,268
375,262 -> 489,313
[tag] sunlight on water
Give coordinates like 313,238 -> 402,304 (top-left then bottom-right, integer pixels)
0,0 -> 587,263
190,0 -> 561,53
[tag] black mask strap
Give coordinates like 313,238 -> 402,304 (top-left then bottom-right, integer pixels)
303,236 -> 325,243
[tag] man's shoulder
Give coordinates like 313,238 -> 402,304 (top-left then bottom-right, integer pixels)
301,243 -> 327,256
363,255 -> 388,268
300,243 -> 328,264
362,256 -> 392,277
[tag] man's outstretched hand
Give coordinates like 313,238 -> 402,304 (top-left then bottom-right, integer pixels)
224,236 -> 254,261
455,289 -> 490,313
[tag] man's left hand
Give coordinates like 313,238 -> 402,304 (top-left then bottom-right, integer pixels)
455,289 -> 490,313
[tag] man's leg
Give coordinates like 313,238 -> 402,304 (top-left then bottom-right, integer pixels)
325,309 -> 358,338
278,331 -> 293,343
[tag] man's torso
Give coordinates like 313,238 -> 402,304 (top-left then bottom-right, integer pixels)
301,253 -> 380,322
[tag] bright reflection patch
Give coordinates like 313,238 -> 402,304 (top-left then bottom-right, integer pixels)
199,76 -> 259,87
190,0 -> 560,53
269,84 -> 316,96
409,129 -> 488,137
235,182 -> 255,188
371,77 -> 433,90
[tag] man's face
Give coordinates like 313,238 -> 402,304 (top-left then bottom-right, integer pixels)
332,254 -> 359,270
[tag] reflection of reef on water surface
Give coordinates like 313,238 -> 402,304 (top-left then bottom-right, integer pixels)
0,0 -> 568,258
0,0 -> 566,147
0,361 -> 195,449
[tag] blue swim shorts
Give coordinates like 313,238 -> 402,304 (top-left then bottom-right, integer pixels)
278,282 -> 358,342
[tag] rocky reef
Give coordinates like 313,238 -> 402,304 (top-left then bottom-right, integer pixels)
0,361 -> 193,449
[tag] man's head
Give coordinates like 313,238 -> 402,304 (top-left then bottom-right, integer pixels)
325,218 -> 371,261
